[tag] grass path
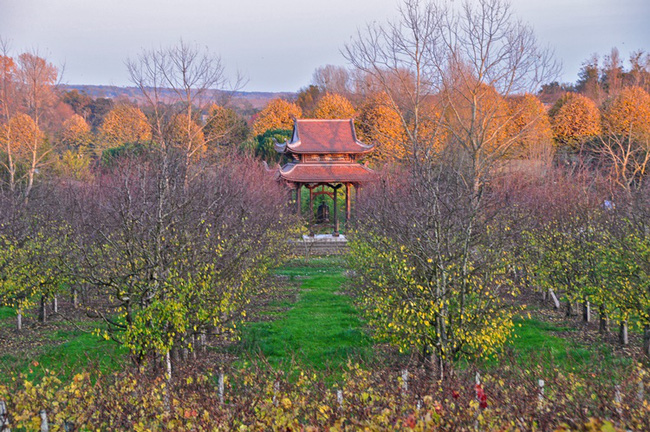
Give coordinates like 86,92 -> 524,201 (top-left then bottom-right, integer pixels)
238,257 -> 371,369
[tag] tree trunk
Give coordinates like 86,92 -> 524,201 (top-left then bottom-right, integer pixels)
17,308 -> 22,332
582,301 -> 591,323
619,320 -> 629,346
24,161 -> 35,202
599,305 -> 609,334
72,288 -> 79,309
39,295 -> 47,323
52,296 -> 58,314
164,351 -> 172,411
431,351 -> 444,381
644,326 -> 650,358
565,300 -> 574,317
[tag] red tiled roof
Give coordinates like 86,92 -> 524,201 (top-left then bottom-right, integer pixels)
278,163 -> 376,183
276,119 -> 373,154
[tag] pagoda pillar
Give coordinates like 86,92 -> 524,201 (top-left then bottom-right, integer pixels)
296,183 -> 302,216
308,185 -> 314,237
333,185 -> 339,237
345,183 -> 351,228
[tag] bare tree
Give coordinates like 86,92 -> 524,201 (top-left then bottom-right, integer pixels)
126,40 -> 245,185
312,64 -> 352,96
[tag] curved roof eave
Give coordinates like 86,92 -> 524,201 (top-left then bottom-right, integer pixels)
273,139 -> 288,153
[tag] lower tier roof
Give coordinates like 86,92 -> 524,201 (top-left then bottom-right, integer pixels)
278,163 -> 375,183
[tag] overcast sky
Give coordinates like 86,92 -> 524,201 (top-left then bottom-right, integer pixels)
1,0 -> 648,92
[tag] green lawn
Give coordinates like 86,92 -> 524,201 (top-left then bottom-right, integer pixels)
0,306 -> 16,321
1,258 -> 632,384
235,258 -> 630,379
234,257 -> 372,369
499,318 -> 632,378
0,319 -> 128,384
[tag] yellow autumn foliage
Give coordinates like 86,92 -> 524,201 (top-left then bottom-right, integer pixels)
356,92 -> 407,164
602,86 -> 650,142
61,114 -> 92,149
549,93 -> 601,148
506,93 -> 553,159
312,93 -> 356,120
100,105 -> 152,148
252,98 -> 302,135
165,114 -> 206,160
0,113 -> 44,160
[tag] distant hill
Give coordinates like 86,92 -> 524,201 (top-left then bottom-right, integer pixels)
61,84 -> 295,113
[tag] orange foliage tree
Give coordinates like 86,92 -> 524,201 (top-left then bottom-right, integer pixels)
356,92 -> 406,164
252,99 -> 302,135
0,114 -> 46,185
204,104 -> 249,150
100,106 -> 152,150
549,93 -> 601,149
443,82 -> 512,166
16,53 -> 58,124
14,52 -> 59,199
166,114 -> 206,162
507,94 -> 554,161
58,114 -> 94,180
312,93 -> 355,119
61,114 -> 92,150
598,86 -> 650,189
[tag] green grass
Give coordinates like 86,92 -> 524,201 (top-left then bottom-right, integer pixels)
501,318 -> 632,377
0,324 -> 128,384
0,306 -> 16,320
234,257 -> 372,370
1,259 -> 632,385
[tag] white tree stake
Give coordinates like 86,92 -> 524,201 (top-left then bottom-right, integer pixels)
638,381 -> 644,402
0,400 -> 9,431
40,410 -> 48,432
218,372 -> 225,404
401,369 -> 409,394
273,381 -> 280,407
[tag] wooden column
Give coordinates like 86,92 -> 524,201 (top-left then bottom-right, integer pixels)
308,185 -> 314,237
345,183 -> 351,228
296,183 -> 302,216
333,185 -> 339,237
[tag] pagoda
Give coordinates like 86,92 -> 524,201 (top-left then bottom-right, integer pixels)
271,118 -> 375,236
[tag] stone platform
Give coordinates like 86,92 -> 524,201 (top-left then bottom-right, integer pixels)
290,234 -> 349,256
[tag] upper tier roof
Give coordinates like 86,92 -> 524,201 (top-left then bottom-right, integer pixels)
274,119 -> 374,155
